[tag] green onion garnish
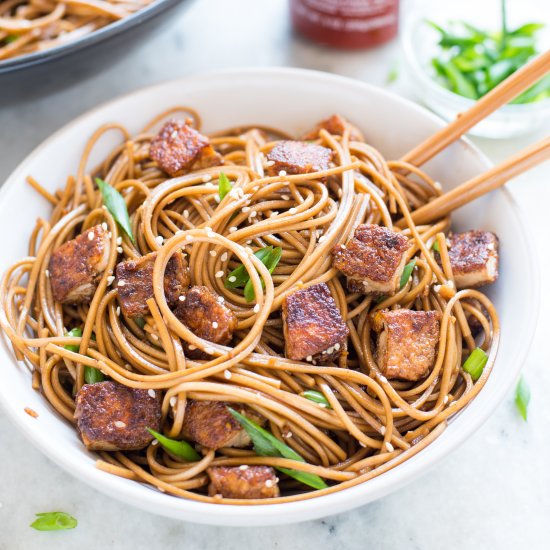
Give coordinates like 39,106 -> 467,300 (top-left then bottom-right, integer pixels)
5,34 -> 19,44
64,328 -> 104,384
64,327 -> 82,353
462,347 -> 488,381
386,60 -> 399,84
243,246 -> 282,302
515,374 -> 531,421
96,178 -> 135,244
399,259 -> 416,290
301,390 -> 332,409
228,408 -> 328,490
147,428 -> 200,461
218,172 -> 232,201
432,240 -> 441,253
30,512 -> 77,531
135,317 -> 146,329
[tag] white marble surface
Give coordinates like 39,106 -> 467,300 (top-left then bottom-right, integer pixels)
0,0 -> 549,548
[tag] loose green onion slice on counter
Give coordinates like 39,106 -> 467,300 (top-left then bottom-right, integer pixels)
301,390 -> 332,409
243,246 -> 282,302
147,428 -> 201,461
96,178 -> 135,244
515,375 -> 531,421
462,347 -> 488,381
30,512 -> 77,531
399,259 -> 416,289
218,172 -> 232,200
228,408 -> 328,490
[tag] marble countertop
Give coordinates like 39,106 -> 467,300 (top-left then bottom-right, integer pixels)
0,0 -> 548,548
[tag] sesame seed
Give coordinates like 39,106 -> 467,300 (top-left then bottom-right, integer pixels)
178,295 -> 186,302
117,246 -> 123,253
380,426 -> 386,435
152,439 -> 159,446
228,276 -> 237,283
204,347 -> 214,355
202,174 -> 212,182
239,465 -> 249,470
334,343 -> 340,351
217,296 -> 225,303
265,479 -> 274,487
118,280 -> 125,287
114,421 -> 126,428
207,231 -> 215,238
183,210 -> 189,218
87,231 -> 94,240
175,230 -> 183,235
289,207 -> 298,214
229,226 -> 238,233
170,130 -> 178,139
270,211 -> 279,217
318,235 -> 326,243
224,370 -> 232,380
434,181 -> 442,191
189,345 -> 196,350
337,189 -> 343,198
212,321 -> 219,328
151,334 -> 159,341
266,160 -> 275,167
102,222 -> 108,231
215,271 -> 224,278
318,403 -> 327,408
281,194 -> 290,200
44,269 -> 50,277
116,307 -> 121,316
170,396 -> 177,407
156,235 -> 164,246
359,441 -> 366,448
306,355 -> 313,362
148,389 -> 156,398
221,252 -> 228,262
443,395 -> 449,404
385,442 -> 394,452
242,207 -> 250,213
378,375 -> 388,384
278,170 -> 287,177
250,211 -> 257,218
326,346 -> 334,354
209,250 -> 217,257
253,304 -> 260,313
116,236 -> 122,245
284,431 -> 293,438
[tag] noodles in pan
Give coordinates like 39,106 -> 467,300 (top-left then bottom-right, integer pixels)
0,109 -> 500,504
0,0 -> 156,61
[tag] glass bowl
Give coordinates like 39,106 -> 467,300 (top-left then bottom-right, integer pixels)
401,0 -> 550,138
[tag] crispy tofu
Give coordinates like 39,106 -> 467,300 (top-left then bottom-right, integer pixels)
208,466 -> 280,499
333,224 -> 410,296
266,140 -> 333,176
174,286 -> 237,350
181,400 -> 263,450
446,231 -> 499,289
149,119 -> 223,177
302,114 -> 363,141
116,250 -> 190,317
373,309 -> 440,381
74,381 -> 162,451
48,224 -> 110,304
282,282 -> 349,364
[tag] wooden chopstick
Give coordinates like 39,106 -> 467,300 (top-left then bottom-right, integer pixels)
396,136 -> 550,227
401,50 -> 550,167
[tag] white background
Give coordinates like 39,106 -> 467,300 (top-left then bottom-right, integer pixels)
0,0 -> 548,548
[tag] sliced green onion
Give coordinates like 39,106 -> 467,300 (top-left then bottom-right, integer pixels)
147,428 -> 200,461
462,347 -> 488,381
96,178 -> 135,244
224,246 -> 273,289
5,34 -> 19,44
515,374 -> 531,421
84,366 -> 105,384
386,60 -> 399,83
228,408 -> 328,490
399,259 -> 416,290
135,317 -> 146,329
218,172 -> 232,201
243,246 -> 282,302
30,512 -> 77,531
64,327 -> 82,353
301,390 -> 332,409
432,240 -> 441,253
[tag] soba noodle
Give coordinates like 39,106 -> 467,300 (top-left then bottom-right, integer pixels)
0,107 -> 499,504
0,0 -> 156,61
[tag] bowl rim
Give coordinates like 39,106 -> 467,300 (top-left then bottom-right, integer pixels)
400,14 -> 550,113
0,67 -> 540,525
0,0 -> 184,74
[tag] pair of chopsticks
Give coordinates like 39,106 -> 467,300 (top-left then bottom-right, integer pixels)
395,49 -> 550,227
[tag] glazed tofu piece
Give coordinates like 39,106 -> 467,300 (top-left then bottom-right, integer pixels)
181,400 -> 263,450
282,282 -> 349,364
149,119 -> 223,177
48,224 -> 110,304
74,381 -> 162,451
302,114 -> 363,141
174,285 -> 237,347
333,224 -> 410,296
266,140 -> 333,176
208,466 -> 280,499
116,250 -> 190,317
373,309 -> 440,381
446,231 -> 499,289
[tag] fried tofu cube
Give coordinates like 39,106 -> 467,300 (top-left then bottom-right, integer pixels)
115,250 -> 190,318
208,466 -> 280,499
74,381 -> 162,451
446,231 -> 499,289
48,224 -> 110,304
150,119 -> 223,177
333,224 -> 410,296
282,282 -> 349,364
302,114 -> 363,141
373,309 -> 440,381
266,140 -> 333,176
181,400 -> 263,450
174,285 -> 237,348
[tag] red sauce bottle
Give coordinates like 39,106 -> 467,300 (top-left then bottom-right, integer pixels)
290,0 -> 399,49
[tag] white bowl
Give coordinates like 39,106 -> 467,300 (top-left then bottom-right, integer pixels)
0,68 -> 539,526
